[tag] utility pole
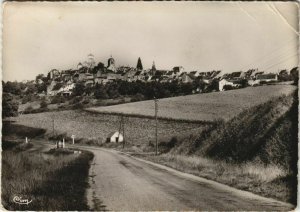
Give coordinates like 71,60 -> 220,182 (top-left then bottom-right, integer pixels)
154,98 -> 159,155
122,116 -> 125,149
52,118 -> 55,137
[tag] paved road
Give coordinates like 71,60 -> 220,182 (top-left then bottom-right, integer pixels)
82,147 -> 294,211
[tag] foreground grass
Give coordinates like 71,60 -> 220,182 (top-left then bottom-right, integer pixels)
142,154 -> 296,204
2,143 -> 94,211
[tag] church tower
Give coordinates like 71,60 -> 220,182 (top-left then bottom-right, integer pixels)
107,55 -> 116,72
136,57 -> 143,70
151,61 -> 156,71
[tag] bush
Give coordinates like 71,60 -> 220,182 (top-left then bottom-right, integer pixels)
51,96 -> 65,104
48,133 -> 68,141
82,98 -> 90,105
130,93 -> 145,102
70,96 -> 83,104
22,95 -> 34,104
2,123 -> 46,138
223,84 -> 235,91
24,105 -> 34,114
72,102 -> 84,109
2,93 -> 19,118
40,100 -> 48,108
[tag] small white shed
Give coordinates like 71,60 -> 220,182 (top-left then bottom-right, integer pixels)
106,131 -> 124,143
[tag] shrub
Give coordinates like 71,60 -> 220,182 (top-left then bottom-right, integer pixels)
40,100 -> 48,108
72,102 -> 84,109
22,95 -> 34,104
70,96 -> 83,104
130,93 -> 145,102
24,105 -> 34,114
51,96 -> 65,104
82,98 -> 90,105
223,84 -> 235,91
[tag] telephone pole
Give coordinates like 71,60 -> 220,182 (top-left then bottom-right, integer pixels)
154,98 -> 159,155
122,116 -> 125,149
52,118 -> 55,137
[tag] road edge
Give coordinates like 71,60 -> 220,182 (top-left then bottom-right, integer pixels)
102,148 -> 295,210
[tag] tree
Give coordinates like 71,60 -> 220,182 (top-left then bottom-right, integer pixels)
37,83 -> 47,93
278,69 -> 291,81
73,82 -> 86,96
35,74 -> 45,83
206,79 -> 219,92
92,62 -> 105,74
94,83 -> 108,99
136,57 -> 143,70
2,93 -> 19,118
3,81 -> 21,95
25,83 -> 37,95
85,85 -> 93,96
290,67 -> 299,85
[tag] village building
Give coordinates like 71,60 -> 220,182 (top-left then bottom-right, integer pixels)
178,72 -> 194,83
211,70 -> 223,80
58,82 -> 75,96
256,73 -> 278,82
173,66 -> 184,75
248,79 -> 260,86
48,69 -> 60,80
219,79 -> 241,91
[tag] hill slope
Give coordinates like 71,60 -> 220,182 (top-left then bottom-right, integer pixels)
87,85 -> 296,121
172,92 -> 298,171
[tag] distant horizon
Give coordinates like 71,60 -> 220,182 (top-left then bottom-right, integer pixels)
3,2 -> 299,81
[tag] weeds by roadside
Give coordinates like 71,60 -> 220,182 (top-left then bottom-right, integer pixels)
143,153 -> 295,204
2,141 -> 94,211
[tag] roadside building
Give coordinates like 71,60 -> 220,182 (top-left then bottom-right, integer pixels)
106,131 -> 124,143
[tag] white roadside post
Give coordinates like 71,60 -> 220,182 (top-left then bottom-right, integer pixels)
25,137 -> 28,144
71,135 -> 75,145
62,138 -> 65,148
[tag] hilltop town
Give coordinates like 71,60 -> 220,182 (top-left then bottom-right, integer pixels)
2,54 -> 298,116
39,54 -> 298,97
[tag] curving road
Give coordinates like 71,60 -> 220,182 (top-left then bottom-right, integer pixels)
82,147 -> 294,211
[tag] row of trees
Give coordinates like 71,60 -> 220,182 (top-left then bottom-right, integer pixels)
72,79 -> 220,100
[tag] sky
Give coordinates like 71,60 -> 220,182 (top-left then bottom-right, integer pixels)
3,1 -> 299,81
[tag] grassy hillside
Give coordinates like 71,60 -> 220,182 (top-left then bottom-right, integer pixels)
153,91 -> 298,204
87,85 -> 296,121
173,92 -> 298,170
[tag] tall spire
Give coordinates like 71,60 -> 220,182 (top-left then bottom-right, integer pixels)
152,61 -> 156,71
136,57 -> 143,70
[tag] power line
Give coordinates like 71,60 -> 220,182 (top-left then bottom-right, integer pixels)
256,47 -> 298,72
239,36 -> 298,71
263,52 -> 298,72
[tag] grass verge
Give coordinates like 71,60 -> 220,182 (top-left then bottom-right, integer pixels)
2,141 -> 94,211
140,153 -> 296,204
